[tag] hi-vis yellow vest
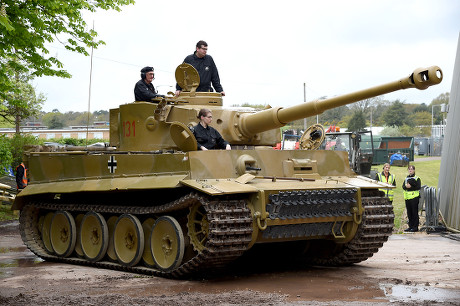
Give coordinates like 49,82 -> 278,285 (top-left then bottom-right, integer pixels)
377,173 -> 395,201
403,175 -> 420,200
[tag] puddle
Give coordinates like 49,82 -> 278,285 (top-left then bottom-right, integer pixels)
0,246 -> 27,253
0,257 -> 44,274
381,284 -> 460,303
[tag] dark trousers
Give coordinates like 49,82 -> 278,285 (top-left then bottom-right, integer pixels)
405,197 -> 420,230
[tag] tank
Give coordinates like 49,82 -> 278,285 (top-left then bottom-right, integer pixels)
13,64 -> 443,278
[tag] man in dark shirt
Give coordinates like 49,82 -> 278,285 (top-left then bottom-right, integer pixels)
175,40 -> 225,96
134,66 -> 164,101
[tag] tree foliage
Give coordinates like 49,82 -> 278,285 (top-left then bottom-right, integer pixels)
430,92 -> 449,124
42,112 -> 65,129
347,110 -> 367,132
381,100 -> 408,127
0,0 -> 134,99
0,71 -> 45,133
0,135 -> 13,175
8,134 -> 42,171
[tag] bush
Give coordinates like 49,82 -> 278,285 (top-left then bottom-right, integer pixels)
0,135 -> 13,175
47,138 -> 108,146
9,134 -> 43,168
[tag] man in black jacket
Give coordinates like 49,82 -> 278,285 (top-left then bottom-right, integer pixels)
134,66 -> 164,101
175,40 -> 225,96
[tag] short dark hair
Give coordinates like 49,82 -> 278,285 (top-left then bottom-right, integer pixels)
408,165 -> 415,170
196,40 -> 208,49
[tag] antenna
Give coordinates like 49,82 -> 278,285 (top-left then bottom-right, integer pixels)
85,21 -> 95,147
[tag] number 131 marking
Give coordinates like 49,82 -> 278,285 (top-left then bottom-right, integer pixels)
123,121 -> 135,137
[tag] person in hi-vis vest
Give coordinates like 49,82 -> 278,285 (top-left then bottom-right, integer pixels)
375,163 -> 396,203
402,165 -> 421,232
15,162 -> 28,190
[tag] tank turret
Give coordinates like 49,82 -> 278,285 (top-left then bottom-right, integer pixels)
110,64 -> 442,151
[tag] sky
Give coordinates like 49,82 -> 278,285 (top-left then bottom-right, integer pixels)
33,0 -> 460,113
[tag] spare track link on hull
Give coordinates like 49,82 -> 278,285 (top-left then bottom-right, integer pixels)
19,192 -> 253,278
310,196 -> 394,266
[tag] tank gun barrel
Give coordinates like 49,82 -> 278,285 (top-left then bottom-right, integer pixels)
238,66 -> 442,137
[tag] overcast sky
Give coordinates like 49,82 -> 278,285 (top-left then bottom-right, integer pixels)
33,0 -> 460,113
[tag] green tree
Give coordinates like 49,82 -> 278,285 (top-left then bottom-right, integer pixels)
9,134 -> 43,169
408,111 -> 432,126
430,92 -> 449,124
0,135 -> 13,175
321,105 -> 350,126
413,103 -> 429,113
380,126 -> 402,137
0,0 -> 134,99
381,100 -> 408,127
347,110 -> 367,132
371,99 -> 392,126
0,71 -> 45,134
42,112 -> 65,129
73,112 -> 94,126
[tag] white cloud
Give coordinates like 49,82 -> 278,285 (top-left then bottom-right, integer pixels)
33,0 -> 460,112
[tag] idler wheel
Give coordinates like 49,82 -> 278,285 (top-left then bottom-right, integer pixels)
187,202 -> 209,252
50,211 -> 76,257
41,212 -> 54,254
150,216 -> 185,271
141,218 -> 156,267
106,216 -> 118,261
114,214 -> 144,267
80,212 -> 109,262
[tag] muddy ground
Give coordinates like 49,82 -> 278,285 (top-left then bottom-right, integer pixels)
1,220 -> 459,305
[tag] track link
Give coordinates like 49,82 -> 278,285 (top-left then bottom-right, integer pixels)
308,196 -> 394,265
19,192 -> 253,278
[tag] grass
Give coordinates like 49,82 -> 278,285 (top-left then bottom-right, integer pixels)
372,157 -> 441,233
0,203 -> 18,221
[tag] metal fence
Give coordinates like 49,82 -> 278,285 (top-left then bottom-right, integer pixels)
420,186 -> 446,232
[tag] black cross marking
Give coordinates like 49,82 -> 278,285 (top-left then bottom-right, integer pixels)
108,156 -> 117,173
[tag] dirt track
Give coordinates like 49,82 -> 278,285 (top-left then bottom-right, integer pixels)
1,220 -> 460,305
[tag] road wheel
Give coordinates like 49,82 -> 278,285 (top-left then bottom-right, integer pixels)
41,212 -> 54,254
106,216 -> 118,261
74,214 -> 84,257
141,218 -> 156,267
50,211 -> 76,257
151,216 -> 185,271
114,214 -> 144,266
80,212 -> 108,262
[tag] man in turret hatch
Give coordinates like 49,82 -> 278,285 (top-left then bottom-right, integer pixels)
175,40 -> 225,97
134,66 -> 164,101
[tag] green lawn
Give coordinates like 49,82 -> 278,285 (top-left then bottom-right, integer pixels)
372,158 -> 441,232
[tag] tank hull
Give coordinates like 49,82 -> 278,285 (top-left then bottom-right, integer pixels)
15,150 -> 394,278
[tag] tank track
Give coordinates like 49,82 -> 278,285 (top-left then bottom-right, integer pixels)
19,192 -> 253,278
267,188 -> 357,219
308,195 -> 394,265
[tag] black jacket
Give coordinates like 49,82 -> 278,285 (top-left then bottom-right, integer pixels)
193,123 -> 228,150
402,174 -> 421,191
134,79 -> 158,101
176,53 -> 223,93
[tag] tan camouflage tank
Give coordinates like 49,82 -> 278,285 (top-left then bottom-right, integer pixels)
13,64 -> 442,278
